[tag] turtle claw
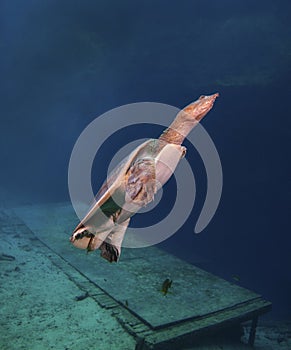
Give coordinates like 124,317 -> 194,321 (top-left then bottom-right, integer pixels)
99,242 -> 119,262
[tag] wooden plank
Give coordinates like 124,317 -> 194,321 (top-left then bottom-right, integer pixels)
12,203 -> 271,334
143,299 -> 271,346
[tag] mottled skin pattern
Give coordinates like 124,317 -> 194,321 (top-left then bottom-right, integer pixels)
70,93 -> 219,262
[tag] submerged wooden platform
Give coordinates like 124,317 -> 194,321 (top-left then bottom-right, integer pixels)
11,202 -> 271,349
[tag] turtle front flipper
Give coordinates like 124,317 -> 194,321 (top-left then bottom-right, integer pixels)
125,158 -> 157,207
99,218 -> 130,262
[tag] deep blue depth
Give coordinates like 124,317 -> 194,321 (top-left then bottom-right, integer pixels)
1,0 -> 290,320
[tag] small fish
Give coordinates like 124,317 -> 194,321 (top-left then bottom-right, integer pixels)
125,300 -> 129,307
161,278 -> 172,296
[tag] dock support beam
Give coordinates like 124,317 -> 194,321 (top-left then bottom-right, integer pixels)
248,316 -> 258,346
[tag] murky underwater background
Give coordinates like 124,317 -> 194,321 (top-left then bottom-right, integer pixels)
1,0 -> 290,331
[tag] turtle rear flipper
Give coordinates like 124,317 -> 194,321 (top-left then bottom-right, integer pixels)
99,242 -> 119,262
100,218 -> 130,262
71,209 -> 116,251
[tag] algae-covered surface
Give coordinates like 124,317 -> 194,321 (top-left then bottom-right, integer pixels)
13,203 -> 260,329
0,209 -> 136,350
0,202 -> 290,349
0,203 -> 290,350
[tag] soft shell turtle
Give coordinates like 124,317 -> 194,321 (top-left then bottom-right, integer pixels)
70,93 -> 219,262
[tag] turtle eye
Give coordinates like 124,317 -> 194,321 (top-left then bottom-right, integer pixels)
199,95 -> 205,100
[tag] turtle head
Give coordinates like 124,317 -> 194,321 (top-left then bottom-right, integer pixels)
159,93 -> 219,145
182,93 -> 219,123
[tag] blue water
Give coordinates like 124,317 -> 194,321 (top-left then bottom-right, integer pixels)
1,0 -> 290,325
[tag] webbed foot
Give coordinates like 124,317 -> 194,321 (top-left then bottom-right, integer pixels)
99,242 -> 119,262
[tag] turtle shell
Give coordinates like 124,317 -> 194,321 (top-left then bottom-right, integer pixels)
70,138 -> 186,258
